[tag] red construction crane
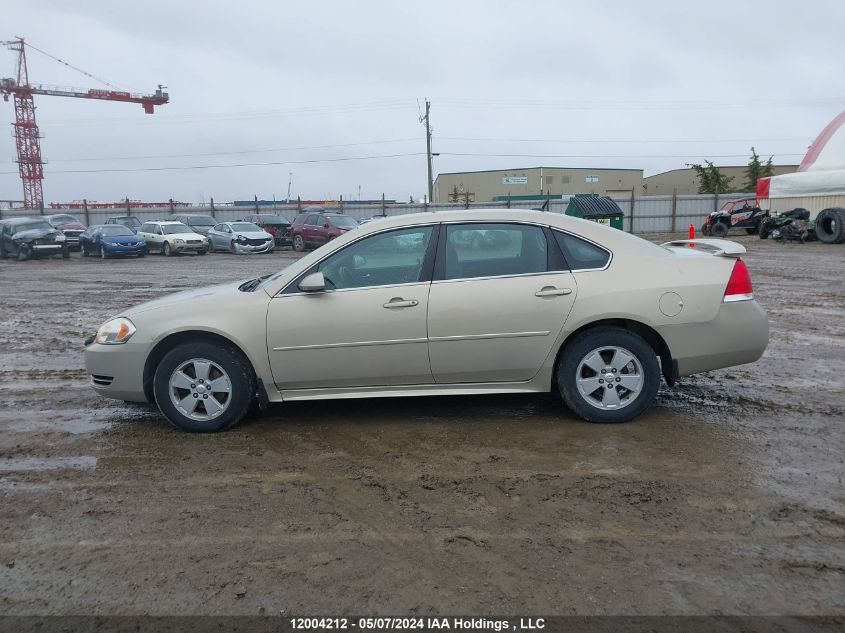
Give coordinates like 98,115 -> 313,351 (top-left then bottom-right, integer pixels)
1,37 -> 169,209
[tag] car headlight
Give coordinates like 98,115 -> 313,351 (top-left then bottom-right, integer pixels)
236,235 -> 248,243
94,317 -> 136,345
55,234 -> 66,242
174,238 -> 185,244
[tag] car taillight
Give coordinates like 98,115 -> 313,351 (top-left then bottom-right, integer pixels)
723,258 -> 753,302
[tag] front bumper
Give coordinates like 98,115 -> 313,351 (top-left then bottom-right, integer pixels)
84,341 -> 151,402
172,242 -> 207,253
660,299 -> 769,377
31,244 -> 64,253
105,243 -> 146,256
233,240 -> 274,254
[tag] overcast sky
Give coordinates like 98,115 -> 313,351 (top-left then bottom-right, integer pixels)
2,0 -> 844,204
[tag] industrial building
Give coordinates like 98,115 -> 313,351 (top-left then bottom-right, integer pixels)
434,167 -> 644,203
642,164 -> 798,196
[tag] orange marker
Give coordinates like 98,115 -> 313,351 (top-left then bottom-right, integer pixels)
689,223 -> 695,247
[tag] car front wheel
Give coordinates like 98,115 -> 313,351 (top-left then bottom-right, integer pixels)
153,341 -> 255,432
163,242 -> 173,256
556,327 -> 660,424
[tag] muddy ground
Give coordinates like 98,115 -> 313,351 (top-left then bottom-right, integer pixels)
0,233 -> 843,616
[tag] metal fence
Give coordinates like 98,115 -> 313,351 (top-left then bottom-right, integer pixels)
0,192 -> 753,234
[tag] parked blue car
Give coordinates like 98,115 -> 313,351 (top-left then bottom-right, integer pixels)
80,225 -> 146,258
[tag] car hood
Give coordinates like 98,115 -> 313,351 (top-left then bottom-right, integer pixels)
13,228 -> 64,241
55,222 -> 85,231
161,232 -> 205,240
125,281 -> 243,317
233,230 -> 272,239
102,235 -> 144,244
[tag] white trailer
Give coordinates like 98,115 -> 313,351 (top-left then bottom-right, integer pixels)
757,110 -> 845,243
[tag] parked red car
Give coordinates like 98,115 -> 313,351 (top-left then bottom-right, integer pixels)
45,213 -> 86,251
290,210 -> 358,251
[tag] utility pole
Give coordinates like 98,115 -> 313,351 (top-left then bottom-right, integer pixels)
422,99 -> 434,203
286,172 -> 293,203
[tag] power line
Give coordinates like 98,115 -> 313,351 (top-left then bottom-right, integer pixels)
18,138 -> 420,163
434,97 -> 843,111
438,151 -> 806,159
438,136 -> 810,144
0,152 -> 426,175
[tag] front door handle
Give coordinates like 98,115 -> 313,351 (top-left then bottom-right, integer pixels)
535,286 -> 572,297
383,298 -> 419,309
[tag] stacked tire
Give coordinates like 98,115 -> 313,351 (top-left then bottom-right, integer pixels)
815,208 -> 845,244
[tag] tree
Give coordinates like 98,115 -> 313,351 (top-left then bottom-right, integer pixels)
691,161 -> 735,194
743,147 -> 774,192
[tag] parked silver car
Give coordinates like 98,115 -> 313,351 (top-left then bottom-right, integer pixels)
84,209 -> 768,432
207,222 -> 274,254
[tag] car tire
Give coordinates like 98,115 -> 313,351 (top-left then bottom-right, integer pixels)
62,245 -> 70,259
293,234 -> 305,252
17,244 -> 30,261
710,221 -> 729,238
556,327 -> 661,424
153,341 -> 255,433
100,246 -> 108,259
759,221 -> 770,239
138,251 -> 146,258
163,241 -> 173,256
80,243 -> 88,256
230,240 -> 237,254
0,243 -> 7,259
745,228 -> 757,235
198,249 -> 208,256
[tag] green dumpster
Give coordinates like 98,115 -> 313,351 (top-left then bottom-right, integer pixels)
565,194 -> 624,230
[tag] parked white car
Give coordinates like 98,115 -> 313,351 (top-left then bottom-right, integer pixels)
136,221 -> 208,256
85,209 -> 768,432
207,222 -> 274,254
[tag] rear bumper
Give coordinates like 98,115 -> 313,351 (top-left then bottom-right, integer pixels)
84,342 -> 150,402
660,299 -> 769,377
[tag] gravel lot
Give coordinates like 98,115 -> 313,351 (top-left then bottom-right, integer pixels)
0,234 -> 843,616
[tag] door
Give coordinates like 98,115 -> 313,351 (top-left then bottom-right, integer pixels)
267,225 -> 438,390
428,222 -> 578,383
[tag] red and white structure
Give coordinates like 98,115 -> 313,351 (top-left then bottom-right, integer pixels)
1,37 -> 168,210
757,109 -> 845,219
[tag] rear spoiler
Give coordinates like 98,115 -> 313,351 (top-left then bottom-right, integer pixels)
660,239 -> 747,257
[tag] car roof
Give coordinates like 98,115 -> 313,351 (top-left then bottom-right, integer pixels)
151,220 -> 187,225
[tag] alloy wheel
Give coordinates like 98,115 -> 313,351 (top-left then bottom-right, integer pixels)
575,346 -> 644,410
168,358 -> 232,422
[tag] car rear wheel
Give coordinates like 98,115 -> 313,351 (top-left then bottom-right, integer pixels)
153,341 -> 255,433
556,327 -> 660,424
293,234 -> 305,252
710,222 -> 729,238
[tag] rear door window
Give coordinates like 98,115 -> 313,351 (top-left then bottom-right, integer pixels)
443,223 -> 548,280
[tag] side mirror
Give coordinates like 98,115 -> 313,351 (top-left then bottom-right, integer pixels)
298,271 -> 326,293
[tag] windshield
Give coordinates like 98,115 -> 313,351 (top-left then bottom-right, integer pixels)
13,220 -> 52,232
50,215 -> 78,224
187,216 -> 215,227
260,216 -> 290,226
230,222 -> 261,232
330,216 -> 358,228
116,217 -> 141,227
162,223 -> 192,235
100,226 -> 135,237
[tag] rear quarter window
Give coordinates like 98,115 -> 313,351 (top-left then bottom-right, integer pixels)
553,230 -> 611,270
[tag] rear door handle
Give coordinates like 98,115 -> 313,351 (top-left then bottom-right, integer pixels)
535,286 -> 572,297
383,298 -> 419,309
